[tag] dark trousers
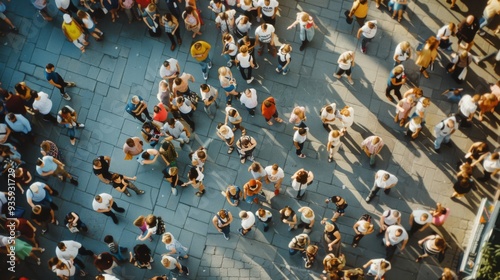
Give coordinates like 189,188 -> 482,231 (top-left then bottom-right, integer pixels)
385,84 -> 402,100
38,112 -> 58,123
409,222 -> 424,235
167,30 -> 182,45
180,111 -> 195,131
165,0 -> 181,20
221,225 -> 230,239
386,244 -> 398,260
367,185 -> 391,200
133,108 -> 152,123
239,66 -> 252,80
54,73 -> 70,96
262,14 -> 276,26
352,234 -> 364,246
102,202 -> 122,221
361,36 -> 372,49
295,141 -> 304,155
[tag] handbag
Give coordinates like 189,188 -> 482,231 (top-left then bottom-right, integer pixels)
344,10 -> 353,24
124,153 -> 133,160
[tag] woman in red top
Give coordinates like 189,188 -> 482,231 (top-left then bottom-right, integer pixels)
8,218 -> 39,247
261,97 -> 283,125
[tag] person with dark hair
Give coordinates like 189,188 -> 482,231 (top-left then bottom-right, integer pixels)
430,203 -> 451,226
291,168 -> 314,199
163,118 -> 191,144
123,137 -> 144,158
93,155 -> 114,184
130,244 -> 154,269
31,205 -> 56,234
64,212 -> 88,233
280,206 -> 297,231
161,13 -> 182,51
141,121 -> 163,147
44,63 -> 75,101
472,151 -> 500,181
5,113 -> 34,143
48,257 -> 86,278
265,163 -> 284,195
104,235 -> 128,262
175,96 -> 196,131
57,105 -> 85,145
111,173 -> 145,197
183,6 -> 202,38
236,135 -> 257,164
32,91 -> 57,123
137,149 -> 160,165
56,240 -> 95,270
36,155 -> 78,185
383,225 -> 408,260
94,252 -> 119,275
288,233 -> 310,255
126,95 -> 152,123
293,126 -> 308,158
2,89 -> 26,115
363,258 -> 391,279
212,209 -> 233,240
325,196 -> 348,222
238,210 -> 256,236
182,166 -> 206,196
92,193 -> 125,224
416,235 -> 446,262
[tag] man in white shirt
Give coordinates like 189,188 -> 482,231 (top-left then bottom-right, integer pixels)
265,164 -> 284,195
238,210 -> 256,236
408,209 -> 432,236
200,83 -> 219,118
159,58 -> 180,89
472,152 -> 500,182
0,123 -> 11,144
32,91 -> 57,123
92,193 -> 125,224
356,20 -> 377,53
175,96 -> 196,132
255,23 -> 276,56
378,208 -> 401,235
293,127 -> 308,158
163,118 -> 191,144
457,94 -> 480,127
56,240 -> 95,270
384,225 -> 408,260
434,116 -> 459,153
366,170 -> 398,202
257,0 -> 279,25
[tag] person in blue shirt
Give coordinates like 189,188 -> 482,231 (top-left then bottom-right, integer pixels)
126,95 -> 152,123
5,113 -> 34,143
44,63 -> 76,101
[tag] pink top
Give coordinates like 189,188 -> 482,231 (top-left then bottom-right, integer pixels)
432,208 -> 450,226
289,106 -> 306,124
361,136 -> 384,154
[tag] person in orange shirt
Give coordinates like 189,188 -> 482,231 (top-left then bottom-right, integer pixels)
190,41 -> 212,80
153,103 -> 168,124
261,97 -> 283,125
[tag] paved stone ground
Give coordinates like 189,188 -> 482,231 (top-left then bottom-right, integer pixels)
0,0 -> 498,279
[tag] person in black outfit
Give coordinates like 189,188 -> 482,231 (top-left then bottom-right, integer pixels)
456,15 -> 479,51
93,155 -> 114,184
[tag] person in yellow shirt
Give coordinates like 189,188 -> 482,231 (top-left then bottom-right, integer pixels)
61,14 -> 88,53
190,41 -> 212,80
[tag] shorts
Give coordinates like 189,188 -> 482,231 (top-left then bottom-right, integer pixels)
223,84 -> 236,92
336,203 -> 348,214
0,12 -> 6,20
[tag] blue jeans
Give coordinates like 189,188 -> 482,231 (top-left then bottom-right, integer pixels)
34,193 -> 53,207
434,134 -> 451,149
111,247 -> 128,261
64,124 -> 76,139
289,248 -> 299,255
277,63 -> 289,73
199,56 -> 211,74
361,35 -> 372,49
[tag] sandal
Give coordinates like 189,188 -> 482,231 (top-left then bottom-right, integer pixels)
227,146 -> 234,154
125,192 -> 132,197
328,157 -> 333,163
241,129 -> 247,136
267,121 -> 273,125
275,118 -> 283,123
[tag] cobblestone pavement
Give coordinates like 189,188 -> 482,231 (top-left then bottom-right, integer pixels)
0,0 -> 498,279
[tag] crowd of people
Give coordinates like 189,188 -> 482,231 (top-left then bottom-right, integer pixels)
0,0 -> 499,279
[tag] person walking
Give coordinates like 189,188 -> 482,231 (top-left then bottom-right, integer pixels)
456,15 -> 479,51
243,178 -> 262,204
366,170 -> 398,202
240,88 -> 258,116
35,155 -> 78,185
44,63 -> 75,101
182,6 -> 202,38
77,10 -> 103,41
416,36 -> 439,79
433,116 -> 459,153
93,155 -> 114,184
56,240 -> 95,271
351,214 -> 374,248
293,127 -> 308,158
383,225 -> 408,260
238,210 -> 256,236
64,212 -> 88,233
357,20 -> 377,53
378,208 -> 402,235
212,209 -> 233,240
436,22 -> 456,51
472,151 -> 500,182
448,50 -> 473,83
324,195 -> 348,222
347,0 -> 368,26
92,193 -> 125,224
394,96 -> 414,127
320,103 -> 339,132
275,44 -> 292,75
393,41 -> 412,66
334,51 -> 355,85
218,66 -> 241,105
408,209 -> 432,236
320,219 -> 341,256
255,23 -> 277,56
225,106 -> 246,135
26,182 -> 59,210
235,45 -> 256,84
363,258 -> 391,279
111,173 -> 145,197
361,135 -> 384,166
385,65 -> 406,102
200,83 -> 219,118
326,129 -> 344,162
181,166 -> 206,197
161,13 -> 182,51
478,0 -> 500,36
175,96 -> 196,132
190,41 -> 212,80
31,205 -> 56,234
161,254 -> 190,276
32,91 -> 57,123
416,235 -> 446,262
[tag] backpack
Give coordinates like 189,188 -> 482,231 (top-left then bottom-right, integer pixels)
156,216 -> 166,235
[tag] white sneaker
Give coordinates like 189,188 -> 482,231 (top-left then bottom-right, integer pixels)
208,61 -> 213,69
226,61 -> 233,67
172,187 -> 178,196
78,123 -> 85,128
247,77 -> 254,84
203,72 -> 208,80
62,93 -> 71,101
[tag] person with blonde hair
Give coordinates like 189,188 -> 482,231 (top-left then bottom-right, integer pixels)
77,10 -> 103,41
143,3 -> 161,37
321,219 -> 341,256
190,41 -> 212,80
287,12 -> 317,51
394,96 -> 414,126
218,66 -> 240,105
136,214 -> 157,241
478,93 -> 499,121
223,185 -> 242,206
416,36 -> 439,78
289,106 -> 307,126
334,51 -> 355,85
436,22 -> 457,50
416,235 -> 446,262
276,44 -> 292,75
405,116 -> 422,139
161,254 -> 189,276
385,65 -> 406,102
351,215 -> 374,248
304,244 -> 319,268
327,129 -> 344,163
448,50 -> 473,83
216,123 -> 235,154
297,206 -> 315,233
162,232 -> 189,259
361,135 -> 384,166
363,258 -> 391,279
393,41 -> 412,66
339,106 -> 354,133
235,45 -> 256,84
215,9 -> 236,34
